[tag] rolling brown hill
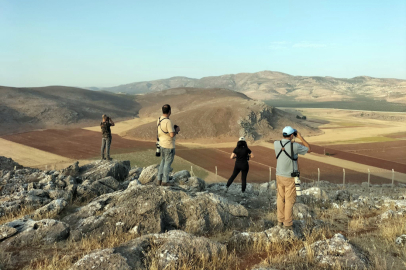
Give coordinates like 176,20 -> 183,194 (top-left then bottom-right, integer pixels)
0,86 -> 140,135
105,71 -> 406,104
127,88 -> 320,142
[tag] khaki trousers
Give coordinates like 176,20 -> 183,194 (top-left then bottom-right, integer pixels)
276,175 -> 297,226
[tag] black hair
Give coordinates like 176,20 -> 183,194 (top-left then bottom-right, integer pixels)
237,141 -> 248,148
162,104 -> 171,114
283,133 -> 291,138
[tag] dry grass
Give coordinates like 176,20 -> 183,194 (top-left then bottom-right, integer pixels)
24,228 -> 140,270
0,206 -> 34,225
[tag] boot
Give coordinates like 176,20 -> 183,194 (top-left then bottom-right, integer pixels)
157,180 -> 162,186
101,156 -> 105,162
106,157 -> 112,161
277,222 -> 283,227
284,225 -> 293,230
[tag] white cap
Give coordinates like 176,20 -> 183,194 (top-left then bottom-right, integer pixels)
282,126 -> 297,136
239,137 -> 246,141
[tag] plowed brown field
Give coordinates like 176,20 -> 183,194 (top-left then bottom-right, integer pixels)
2,129 -> 157,160
177,146 -> 390,184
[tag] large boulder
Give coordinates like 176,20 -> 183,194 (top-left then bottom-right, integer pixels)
76,176 -> 120,202
80,161 -> 130,182
172,170 -> 191,183
138,164 -> 159,184
0,219 -> 70,247
62,185 -> 249,240
299,233 -> 368,269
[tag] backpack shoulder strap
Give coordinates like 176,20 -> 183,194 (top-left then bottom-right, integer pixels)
276,141 -> 297,161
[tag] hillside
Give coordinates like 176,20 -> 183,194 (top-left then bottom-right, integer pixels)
104,71 -> 406,104
0,86 -> 140,135
127,87 -> 320,142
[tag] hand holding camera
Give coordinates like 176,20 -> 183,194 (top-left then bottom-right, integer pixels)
174,125 -> 180,134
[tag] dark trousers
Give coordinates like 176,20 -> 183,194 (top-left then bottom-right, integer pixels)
101,136 -> 112,158
226,162 -> 249,192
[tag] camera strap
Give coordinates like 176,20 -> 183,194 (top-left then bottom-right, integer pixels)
276,140 -> 298,175
156,117 -> 169,141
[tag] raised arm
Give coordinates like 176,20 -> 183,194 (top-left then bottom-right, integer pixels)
109,118 -> 115,126
297,132 -> 311,153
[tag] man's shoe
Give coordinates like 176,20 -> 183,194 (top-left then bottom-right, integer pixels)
106,157 -> 112,161
278,222 -> 283,227
161,182 -> 174,187
157,180 -> 162,186
284,225 -> 293,230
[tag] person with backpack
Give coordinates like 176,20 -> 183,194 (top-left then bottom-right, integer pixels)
225,137 -> 254,195
274,126 -> 311,230
157,104 -> 180,186
100,114 -> 115,161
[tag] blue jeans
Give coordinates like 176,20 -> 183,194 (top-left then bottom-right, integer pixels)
158,147 -> 175,183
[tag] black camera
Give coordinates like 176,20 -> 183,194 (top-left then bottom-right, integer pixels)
291,171 -> 300,177
293,131 -> 297,137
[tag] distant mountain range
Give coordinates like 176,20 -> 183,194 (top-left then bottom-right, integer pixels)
103,71 -> 406,104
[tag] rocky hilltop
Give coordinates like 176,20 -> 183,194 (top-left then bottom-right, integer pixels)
1,156 -> 406,269
105,71 -> 406,104
128,88 -> 319,142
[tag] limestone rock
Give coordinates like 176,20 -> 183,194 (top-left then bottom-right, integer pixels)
299,233 -> 368,269
179,177 -> 206,192
76,177 -> 120,202
333,190 -> 351,202
60,161 -> 80,177
69,249 -> 131,270
1,219 -> 70,247
293,203 -> 315,219
302,187 -> 328,200
138,164 -> 159,184
395,235 -> 406,245
0,225 -> 18,242
172,170 -> 191,183
28,199 -> 68,219
80,160 -> 130,182
63,185 -> 249,240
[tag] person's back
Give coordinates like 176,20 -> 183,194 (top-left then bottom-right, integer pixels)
274,126 -> 311,230
274,139 -> 307,177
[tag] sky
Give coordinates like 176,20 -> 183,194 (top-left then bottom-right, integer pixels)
1,0 -> 405,88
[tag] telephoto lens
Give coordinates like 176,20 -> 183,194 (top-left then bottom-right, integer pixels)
155,142 -> 161,157
294,177 -> 302,196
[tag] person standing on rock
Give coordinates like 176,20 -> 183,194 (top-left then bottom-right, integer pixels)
157,104 -> 180,186
274,126 -> 311,230
100,114 -> 115,161
225,137 -> 254,195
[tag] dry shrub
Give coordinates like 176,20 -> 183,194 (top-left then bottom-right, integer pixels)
348,216 -> 368,232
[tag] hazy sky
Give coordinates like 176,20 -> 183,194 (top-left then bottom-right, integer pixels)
1,0 -> 405,87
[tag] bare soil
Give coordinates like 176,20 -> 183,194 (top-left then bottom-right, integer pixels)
1,129 -> 157,160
